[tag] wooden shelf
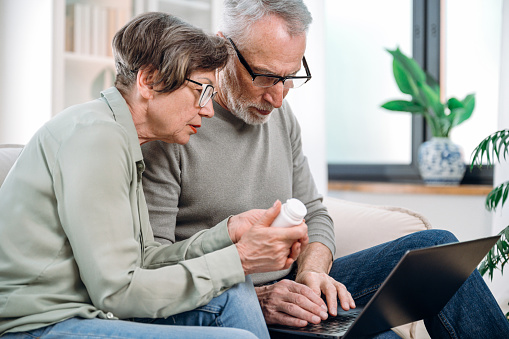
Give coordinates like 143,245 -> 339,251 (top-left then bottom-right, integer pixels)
328,181 -> 493,196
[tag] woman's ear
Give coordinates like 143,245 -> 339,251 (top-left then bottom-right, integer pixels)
136,69 -> 157,100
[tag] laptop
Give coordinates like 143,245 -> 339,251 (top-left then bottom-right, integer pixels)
268,235 -> 500,339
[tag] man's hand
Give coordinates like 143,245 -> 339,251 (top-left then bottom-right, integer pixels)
295,270 -> 355,317
229,200 -> 309,275
295,243 -> 355,317
256,280 -> 329,327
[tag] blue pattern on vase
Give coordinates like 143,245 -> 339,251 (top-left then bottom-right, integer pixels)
418,138 -> 466,185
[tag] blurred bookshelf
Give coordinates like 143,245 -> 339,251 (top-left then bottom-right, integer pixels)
54,0 -> 221,115
65,1 -> 129,58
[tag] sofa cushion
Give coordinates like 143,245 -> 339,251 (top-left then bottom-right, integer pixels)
323,196 -> 432,339
0,144 -> 23,187
323,197 -> 432,259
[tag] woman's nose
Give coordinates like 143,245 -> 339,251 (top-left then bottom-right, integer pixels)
199,99 -> 215,118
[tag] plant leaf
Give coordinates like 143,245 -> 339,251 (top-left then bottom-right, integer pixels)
387,48 -> 426,84
456,94 -> 476,126
470,129 -> 509,169
478,259 -> 488,276
485,182 -> 509,211
418,83 -> 443,116
447,97 -> 463,110
381,100 -> 425,113
392,59 -> 414,95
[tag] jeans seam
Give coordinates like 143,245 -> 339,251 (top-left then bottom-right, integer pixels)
195,305 -> 222,313
351,283 -> 381,300
45,331 -> 129,339
2,332 -> 38,339
438,311 -> 458,339
214,316 -> 224,328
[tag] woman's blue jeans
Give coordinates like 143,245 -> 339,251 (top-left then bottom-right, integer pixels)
2,277 -> 269,339
329,229 -> 509,338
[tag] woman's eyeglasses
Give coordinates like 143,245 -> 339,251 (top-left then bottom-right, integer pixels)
186,78 -> 217,107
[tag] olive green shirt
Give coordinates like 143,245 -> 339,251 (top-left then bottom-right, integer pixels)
0,87 -> 245,334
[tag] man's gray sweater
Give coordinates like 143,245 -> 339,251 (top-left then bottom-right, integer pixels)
142,100 -> 335,284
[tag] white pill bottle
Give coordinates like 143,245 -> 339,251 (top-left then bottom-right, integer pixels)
271,198 -> 307,228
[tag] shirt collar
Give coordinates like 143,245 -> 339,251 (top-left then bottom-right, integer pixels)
101,87 -> 143,163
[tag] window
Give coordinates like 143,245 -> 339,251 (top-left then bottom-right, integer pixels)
325,0 -> 498,184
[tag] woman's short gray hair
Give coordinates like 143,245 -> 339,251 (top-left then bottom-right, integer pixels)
220,0 -> 312,48
113,12 -> 229,94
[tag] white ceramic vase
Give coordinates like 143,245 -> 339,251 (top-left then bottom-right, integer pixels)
417,137 -> 466,186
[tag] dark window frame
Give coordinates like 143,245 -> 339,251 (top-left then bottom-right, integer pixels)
327,0 -> 492,185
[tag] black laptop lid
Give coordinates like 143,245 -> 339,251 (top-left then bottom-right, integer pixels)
344,235 -> 500,338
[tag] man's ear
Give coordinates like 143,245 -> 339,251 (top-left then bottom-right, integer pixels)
137,69 -> 157,100
217,31 -> 225,38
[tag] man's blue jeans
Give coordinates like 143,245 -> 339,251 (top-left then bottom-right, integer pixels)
329,229 -> 509,338
2,277 -> 270,339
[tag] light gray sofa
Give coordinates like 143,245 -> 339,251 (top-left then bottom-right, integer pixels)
0,144 -> 431,338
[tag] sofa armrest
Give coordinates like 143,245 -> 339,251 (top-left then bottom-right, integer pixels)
323,196 -> 432,259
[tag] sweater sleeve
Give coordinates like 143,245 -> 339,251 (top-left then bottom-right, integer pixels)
283,102 -> 336,257
141,140 -> 181,244
54,123 -> 244,319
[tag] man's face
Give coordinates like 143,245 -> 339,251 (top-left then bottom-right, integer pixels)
217,15 -> 307,125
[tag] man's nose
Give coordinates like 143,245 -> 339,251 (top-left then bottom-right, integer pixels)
262,81 -> 287,109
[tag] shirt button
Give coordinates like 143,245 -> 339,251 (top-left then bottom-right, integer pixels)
106,312 -> 114,319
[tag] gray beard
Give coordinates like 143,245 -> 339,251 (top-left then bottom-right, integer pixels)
229,100 -> 273,125
220,70 -> 273,126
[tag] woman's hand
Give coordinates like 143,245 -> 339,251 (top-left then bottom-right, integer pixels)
228,201 -> 309,275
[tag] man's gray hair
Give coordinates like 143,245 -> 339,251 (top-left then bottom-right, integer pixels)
220,0 -> 312,48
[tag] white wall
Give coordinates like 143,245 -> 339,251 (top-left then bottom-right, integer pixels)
286,0 -> 328,196
488,0 -> 509,317
328,190 -> 492,241
0,0 -> 55,144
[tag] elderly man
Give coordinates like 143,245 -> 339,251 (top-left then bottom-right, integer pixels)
142,1 -> 509,337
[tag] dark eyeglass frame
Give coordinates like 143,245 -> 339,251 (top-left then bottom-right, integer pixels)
227,38 -> 312,89
186,78 -> 217,107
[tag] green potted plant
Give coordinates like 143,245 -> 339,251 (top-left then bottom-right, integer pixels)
381,47 -> 476,185
470,129 -> 509,321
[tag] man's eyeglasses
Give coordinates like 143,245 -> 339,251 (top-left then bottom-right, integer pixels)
227,38 -> 311,89
186,78 -> 217,107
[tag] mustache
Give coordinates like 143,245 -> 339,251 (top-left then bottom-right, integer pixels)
250,103 -> 274,112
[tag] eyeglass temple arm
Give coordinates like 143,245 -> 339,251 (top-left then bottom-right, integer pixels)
227,38 -> 257,80
302,56 -> 311,79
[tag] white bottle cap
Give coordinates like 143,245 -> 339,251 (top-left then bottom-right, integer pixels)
284,198 -> 307,220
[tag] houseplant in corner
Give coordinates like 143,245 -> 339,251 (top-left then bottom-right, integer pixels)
381,47 -> 476,185
470,129 -> 509,321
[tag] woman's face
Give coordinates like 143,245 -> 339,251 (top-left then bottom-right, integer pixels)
142,70 -> 216,145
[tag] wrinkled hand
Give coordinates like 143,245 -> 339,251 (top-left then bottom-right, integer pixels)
231,200 -> 309,275
295,270 -> 355,316
256,279 -> 329,327
227,209 -> 266,243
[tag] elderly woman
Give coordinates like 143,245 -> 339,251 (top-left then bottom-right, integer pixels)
0,12 -> 308,339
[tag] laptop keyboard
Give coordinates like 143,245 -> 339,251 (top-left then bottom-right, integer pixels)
301,308 -> 362,334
